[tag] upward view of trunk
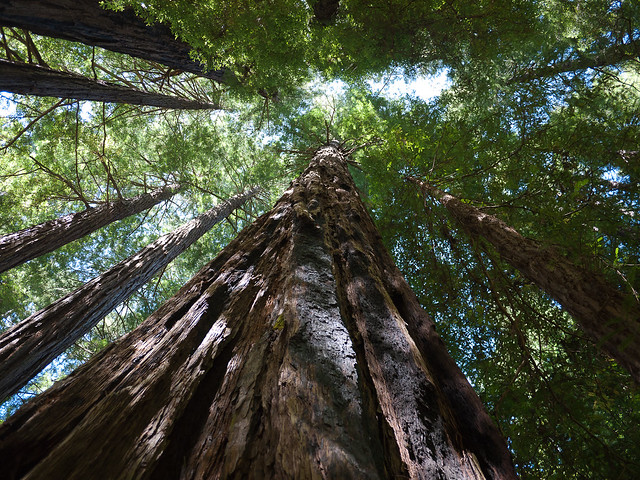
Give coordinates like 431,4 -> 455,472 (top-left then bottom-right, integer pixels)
409,176 -> 640,384
0,145 -> 515,480
0,60 -> 219,109
0,184 -> 179,275
0,0 -> 229,83
0,187 -> 259,402
511,38 -> 640,82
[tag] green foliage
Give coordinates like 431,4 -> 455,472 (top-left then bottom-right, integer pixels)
357,61 -> 640,479
2,0 -> 640,477
104,0 -> 537,90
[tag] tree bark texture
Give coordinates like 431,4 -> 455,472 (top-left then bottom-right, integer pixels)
511,38 -> 640,82
0,146 -> 515,480
0,0 -> 229,83
410,176 -> 640,384
0,185 -> 180,275
0,187 -> 259,402
0,59 -> 218,109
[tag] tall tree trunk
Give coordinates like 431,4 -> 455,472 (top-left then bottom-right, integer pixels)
511,38 -> 640,82
0,146 -> 515,480
408,176 -> 640,383
0,59 -> 218,109
0,187 -> 259,402
0,184 -> 180,275
0,0 -> 229,83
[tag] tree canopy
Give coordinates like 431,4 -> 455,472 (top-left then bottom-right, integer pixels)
1,1 -> 639,478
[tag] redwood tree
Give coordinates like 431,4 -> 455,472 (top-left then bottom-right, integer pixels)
409,176 -> 640,384
0,0 -> 228,82
0,184 -> 180,275
0,187 -> 259,402
0,59 -> 219,109
0,145 -> 515,479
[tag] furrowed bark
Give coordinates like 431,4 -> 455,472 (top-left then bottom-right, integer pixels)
0,0 -> 229,83
409,176 -> 640,384
0,146 -> 514,480
0,59 -> 218,109
0,184 -> 180,274
0,187 -> 259,402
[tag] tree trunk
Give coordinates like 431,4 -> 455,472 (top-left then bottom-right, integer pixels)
511,38 -> 640,82
0,184 -> 180,275
409,176 -> 640,384
0,146 -> 515,480
0,0 -> 229,83
0,59 -> 219,109
311,0 -> 341,25
0,187 -> 259,402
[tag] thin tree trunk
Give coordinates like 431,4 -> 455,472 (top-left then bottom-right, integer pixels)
0,0 -> 229,83
0,59 -> 219,109
0,187 -> 259,402
0,184 -> 180,275
511,38 -> 640,82
0,146 -> 515,480
408,176 -> 640,383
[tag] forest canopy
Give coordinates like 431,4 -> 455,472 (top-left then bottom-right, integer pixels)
1,1 -> 639,478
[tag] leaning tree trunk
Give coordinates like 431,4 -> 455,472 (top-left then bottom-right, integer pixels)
409,176 -> 640,384
0,184 -> 180,274
510,38 -> 640,82
0,145 -> 515,480
0,0 -> 229,83
0,59 -> 219,109
0,187 -> 259,402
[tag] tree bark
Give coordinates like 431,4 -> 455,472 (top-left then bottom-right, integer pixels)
0,185 -> 180,275
0,187 -> 259,402
409,176 -> 640,384
0,146 -> 515,480
310,0 -> 341,25
511,38 -> 640,82
0,0 -> 229,83
0,59 -> 218,109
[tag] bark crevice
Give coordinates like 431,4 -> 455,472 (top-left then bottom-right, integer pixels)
149,326 -> 238,480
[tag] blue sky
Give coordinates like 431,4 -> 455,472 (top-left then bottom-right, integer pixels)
368,69 -> 450,101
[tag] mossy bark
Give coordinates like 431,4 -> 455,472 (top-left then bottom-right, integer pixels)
0,147 -> 514,479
